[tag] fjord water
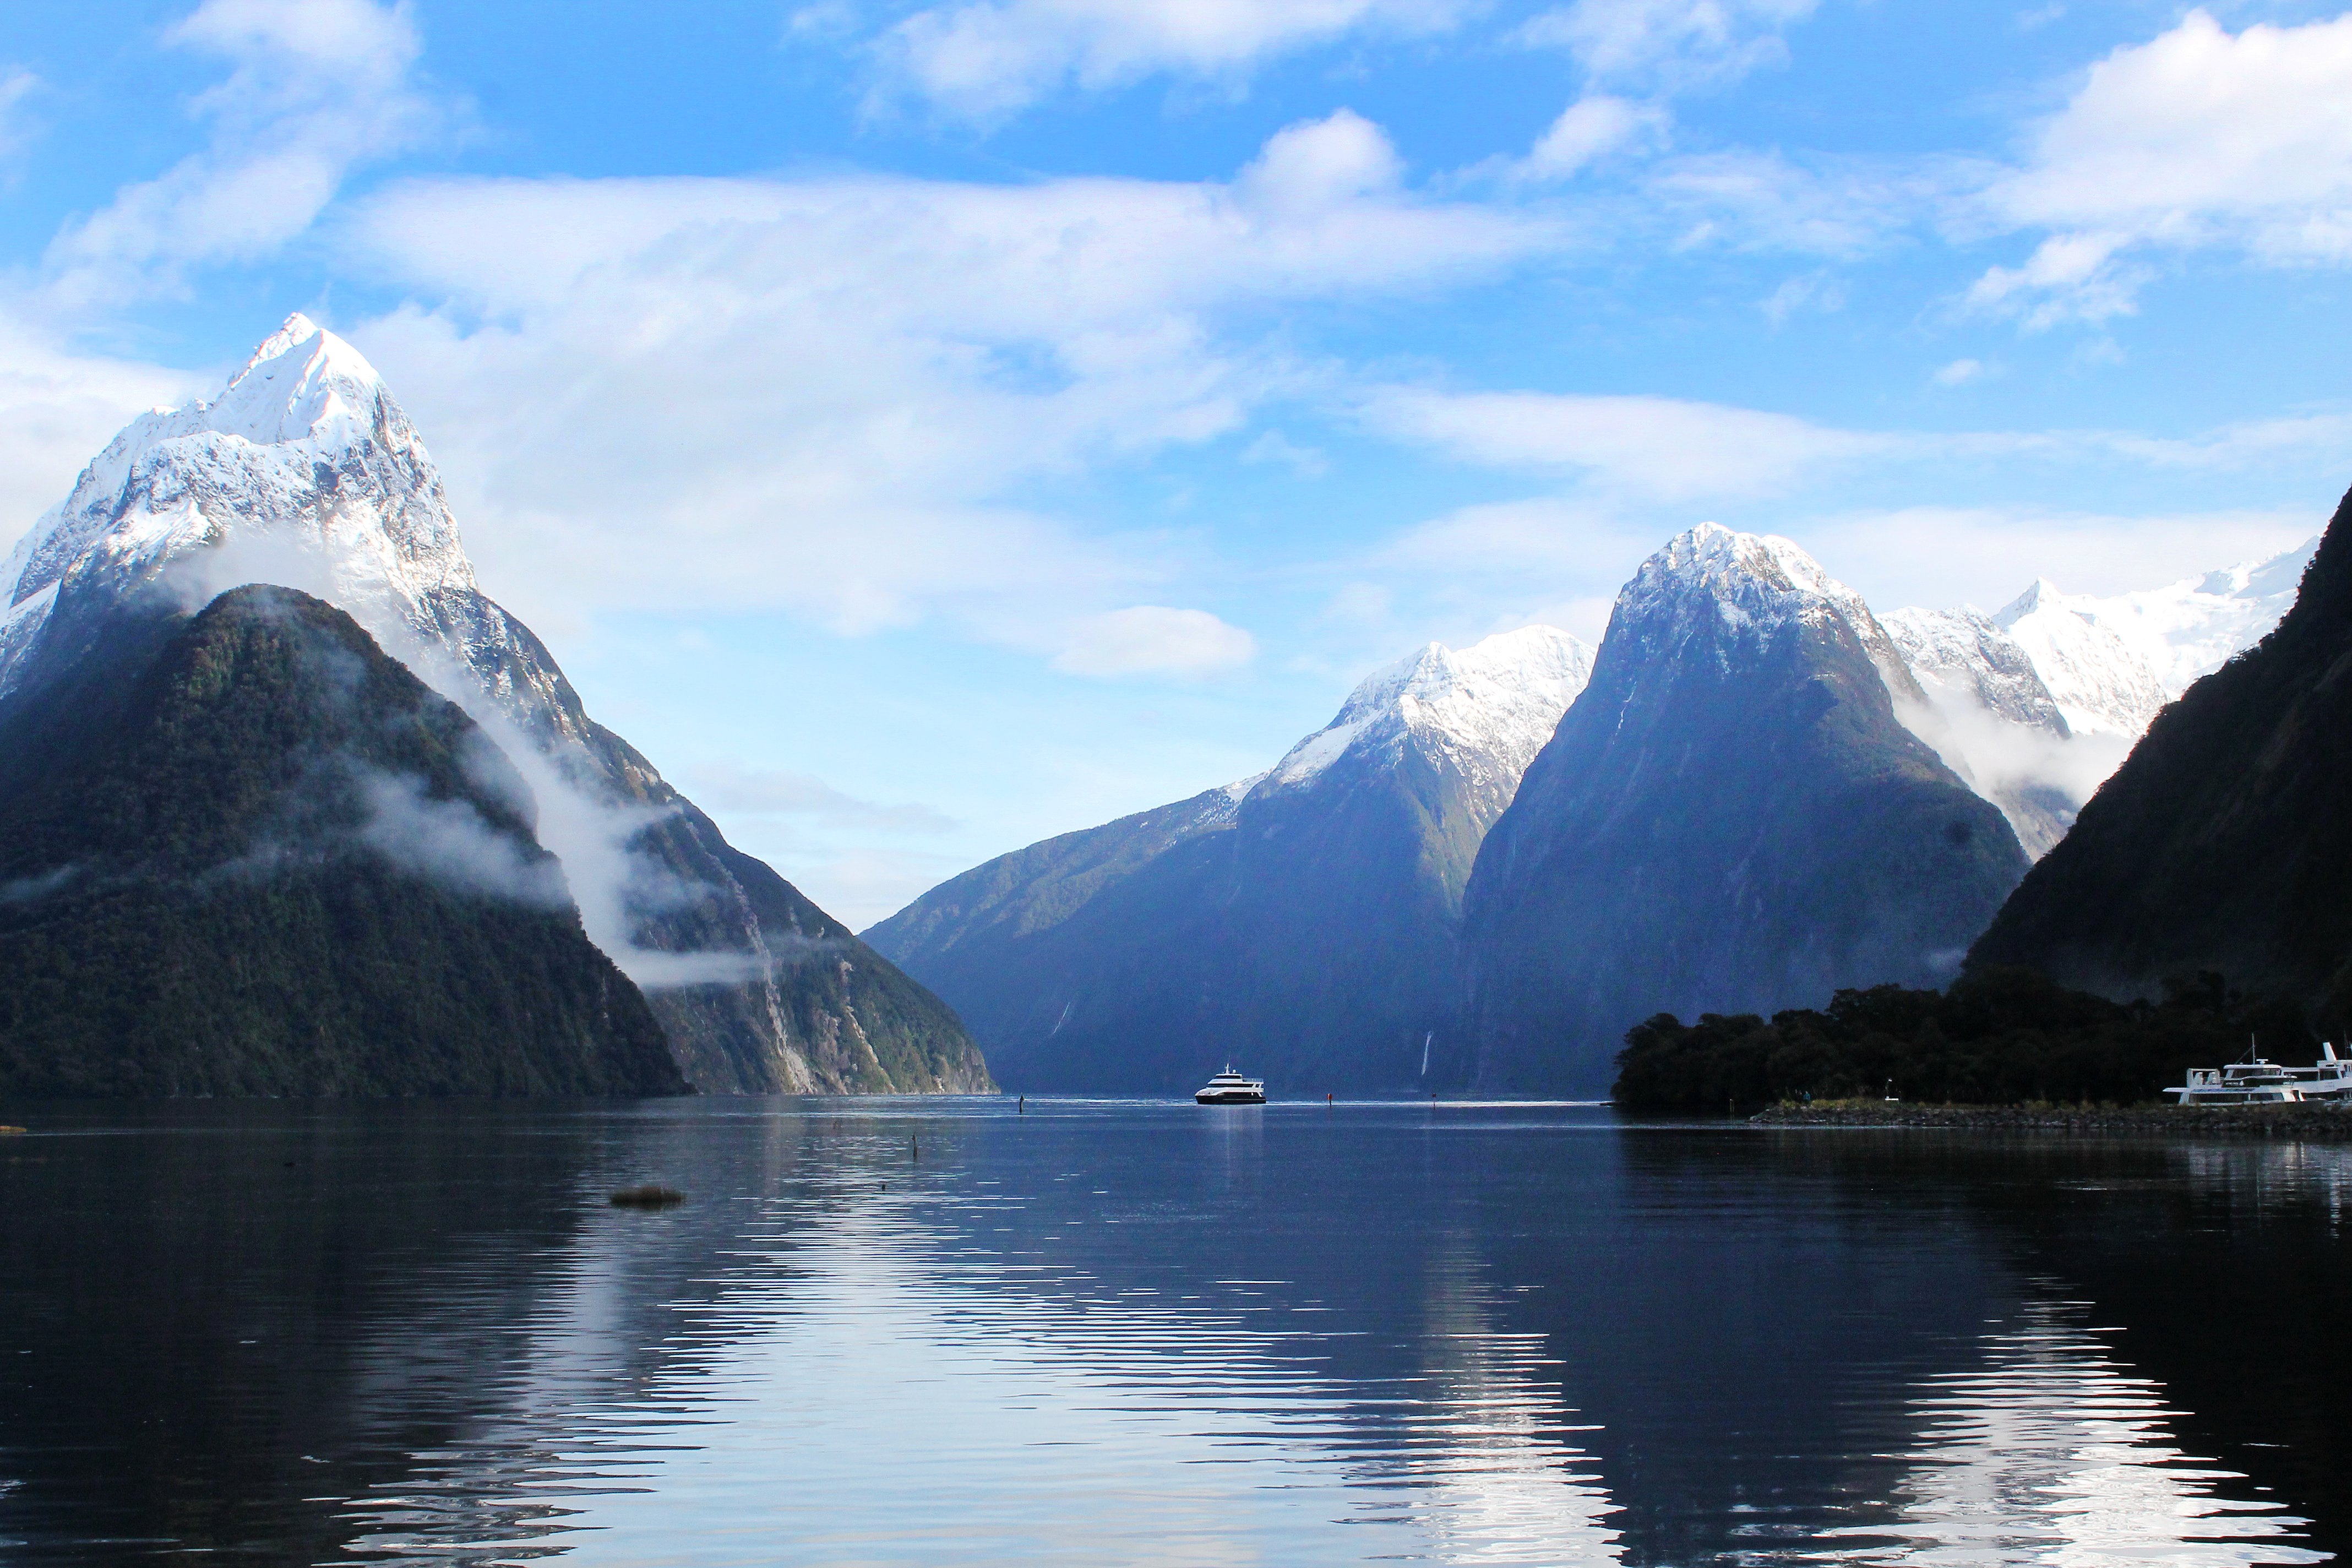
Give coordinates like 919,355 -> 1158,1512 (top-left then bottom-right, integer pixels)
0,1101 -> 2345,1566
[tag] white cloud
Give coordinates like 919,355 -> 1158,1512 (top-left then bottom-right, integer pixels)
2099,409 -> 2352,471
356,769 -> 573,907
1933,357 -> 1988,387
1241,428 -> 1329,476
1379,496 -> 1640,574
41,0 -> 439,309
1239,108 -> 1403,208
1972,9 -> 2352,322
0,69 -> 40,164
687,763 -> 958,834
1516,94 -> 1668,182
1365,382 -> 2352,505
1051,605 -> 1256,676
870,0 -> 1474,117
1649,149 -> 1931,258
1517,0 -> 1817,89
0,323 -> 197,557
1803,504 -> 2320,610
1494,1 -> 1817,195
1761,269 -> 1843,324
338,115 -> 1556,640
1365,385 -> 1889,499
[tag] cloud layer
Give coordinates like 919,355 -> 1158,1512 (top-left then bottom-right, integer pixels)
1972,8 -> 2352,324
865,0 -> 1474,117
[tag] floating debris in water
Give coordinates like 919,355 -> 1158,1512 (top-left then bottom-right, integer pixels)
609,1184 -> 685,1208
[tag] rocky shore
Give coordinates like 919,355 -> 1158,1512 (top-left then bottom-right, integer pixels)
1748,1101 -> 2352,1137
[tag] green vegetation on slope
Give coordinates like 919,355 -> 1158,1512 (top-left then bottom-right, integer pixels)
0,586 -> 685,1097
1611,969 -> 2311,1112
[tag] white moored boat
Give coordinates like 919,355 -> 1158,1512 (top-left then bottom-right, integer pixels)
1195,1067 -> 1266,1105
2168,1043 -> 2352,1105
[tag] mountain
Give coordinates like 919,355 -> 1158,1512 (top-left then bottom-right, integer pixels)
865,627 -> 1594,1093
2047,538 -> 2318,695
0,315 -> 988,1095
1989,580 -> 2172,737
1880,606 -> 2098,858
1967,489 -> 2352,1021
0,586 -> 685,1097
1460,524 -> 2029,1095
1882,538 -> 2317,859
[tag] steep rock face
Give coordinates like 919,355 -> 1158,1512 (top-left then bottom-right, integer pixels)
0,587 -> 685,1097
0,317 -> 989,1095
1882,607 -> 2068,733
865,627 -> 1593,1093
1881,607 -> 2084,857
1461,525 -> 2029,1095
1968,488 -> 2352,1019
1991,581 -> 2171,738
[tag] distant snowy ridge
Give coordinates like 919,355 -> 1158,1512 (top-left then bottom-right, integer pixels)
1882,606 -> 2067,736
1990,581 -> 2171,738
2064,541 -> 2317,694
1257,625 -> 1593,802
865,622 -> 1596,1093
1885,537 -> 2316,858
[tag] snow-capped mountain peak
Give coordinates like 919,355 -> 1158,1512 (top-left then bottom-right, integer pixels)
1626,522 -> 1868,629
1615,521 -> 1920,701
203,312 -> 391,448
0,315 -> 477,703
1884,537 -> 2315,861
2053,538 -> 2317,694
1992,578 -> 2169,737
1259,625 -> 1593,796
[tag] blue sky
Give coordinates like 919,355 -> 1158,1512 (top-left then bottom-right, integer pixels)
1,0 -> 2349,925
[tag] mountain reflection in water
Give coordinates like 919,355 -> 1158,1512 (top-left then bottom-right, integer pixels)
0,1100 -> 2340,1565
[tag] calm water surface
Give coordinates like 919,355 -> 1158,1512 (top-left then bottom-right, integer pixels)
0,1098 -> 2346,1566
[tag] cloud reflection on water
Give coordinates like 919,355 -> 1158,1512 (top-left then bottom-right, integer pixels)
1830,1304 -> 2326,1566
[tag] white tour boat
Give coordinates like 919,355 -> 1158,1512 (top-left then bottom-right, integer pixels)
1195,1067 -> 1266,1106
2169,1042 -> 2352,1105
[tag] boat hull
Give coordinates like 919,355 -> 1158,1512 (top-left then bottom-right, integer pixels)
1195,1090 -> 1265,1105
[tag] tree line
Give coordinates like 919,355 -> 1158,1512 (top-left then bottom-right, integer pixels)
1611,967 -> 2324,1111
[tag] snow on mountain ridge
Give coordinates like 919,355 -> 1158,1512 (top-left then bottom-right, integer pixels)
1883,537 -> 2313,861
1882,606 -> 2067,736
1616,521 -> 1922,703
0,313 -> 475,680
2041,538 -> 2318,695
1258,625 -> 1593,796
1992,580 -> 2171,738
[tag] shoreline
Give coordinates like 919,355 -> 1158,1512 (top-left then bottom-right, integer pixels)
1749,1101 -> 2352,1137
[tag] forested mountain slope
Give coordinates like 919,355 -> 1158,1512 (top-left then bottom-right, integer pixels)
0,587 -> 685,1097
